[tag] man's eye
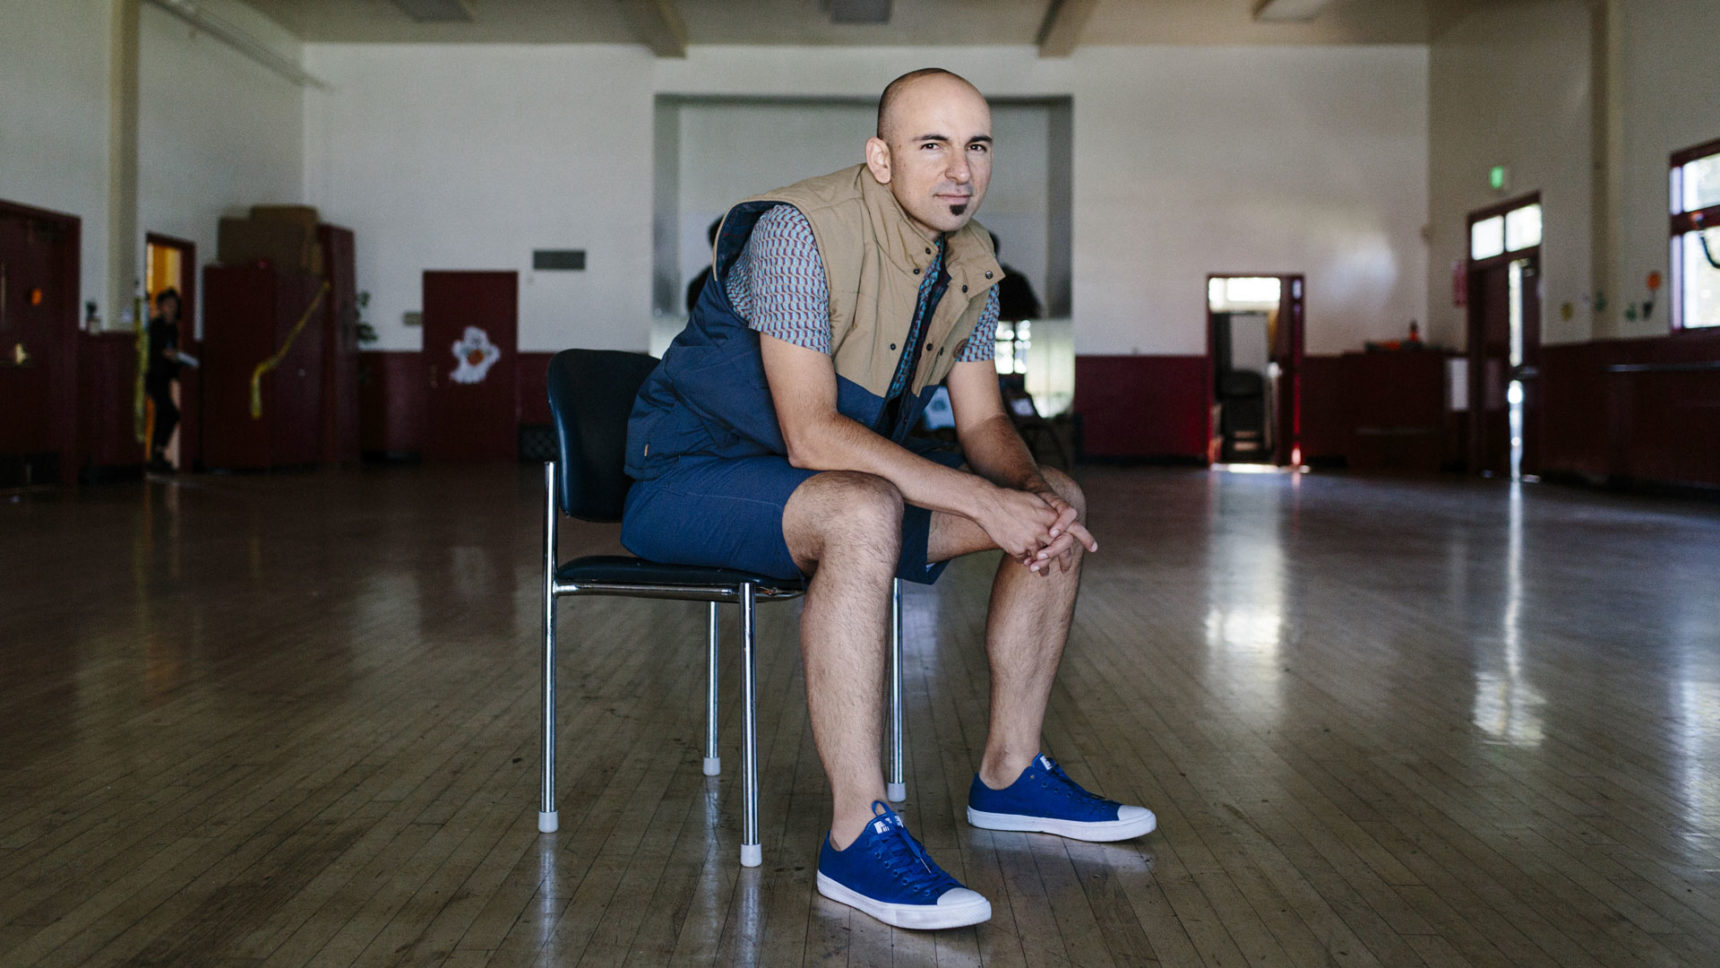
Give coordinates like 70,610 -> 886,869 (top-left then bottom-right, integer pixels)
969,144 -> 989,154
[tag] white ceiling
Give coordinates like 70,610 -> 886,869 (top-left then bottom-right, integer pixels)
236,0 -> 1508,50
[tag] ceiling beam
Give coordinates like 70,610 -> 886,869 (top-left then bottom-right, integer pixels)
1036,0 -> 1097,58
617,0 -> 687,58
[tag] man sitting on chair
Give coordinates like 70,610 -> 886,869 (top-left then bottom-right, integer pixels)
622,68 -> 1155,931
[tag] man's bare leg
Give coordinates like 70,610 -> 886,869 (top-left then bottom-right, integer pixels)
926,467 -> 1087,790
781,471 -> 904,849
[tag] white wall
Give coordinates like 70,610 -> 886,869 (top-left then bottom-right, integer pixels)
0,0 -> 306,333
670,99 -> 1055,313
303,44 -> 657,353
1427,1 -> 1592,348
306,43 -> 1429,358
1611,0 -> 1720,340
1065,45 -> 1428,356
140,0 -> 305,330
1427,0 -> 1720,346
0,0 -> 114,320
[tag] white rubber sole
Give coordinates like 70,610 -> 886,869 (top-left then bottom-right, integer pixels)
967,804 -> 1157,842
816,872 -> 991,930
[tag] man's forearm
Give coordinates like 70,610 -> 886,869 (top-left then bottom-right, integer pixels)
782,408 -> 1000,521
958,413 -> 1048,494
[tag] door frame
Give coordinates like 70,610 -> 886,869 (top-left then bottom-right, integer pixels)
1464,192 -> 1542,477
1205,273 -> 1305,466
1,198 -> 82,484
145,232 -> 198,468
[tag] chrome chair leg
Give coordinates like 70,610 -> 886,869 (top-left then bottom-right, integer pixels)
740,583 -> 761,867
703,602 -> 721,776
887,577 -> 907,803
539,461 -> 560,833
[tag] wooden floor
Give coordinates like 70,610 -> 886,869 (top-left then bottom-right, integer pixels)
3,464 -> 1719,967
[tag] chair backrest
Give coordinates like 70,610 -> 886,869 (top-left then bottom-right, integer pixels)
545,349 -> 660,522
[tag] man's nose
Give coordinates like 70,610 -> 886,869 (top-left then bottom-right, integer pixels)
946,153 -> 970,183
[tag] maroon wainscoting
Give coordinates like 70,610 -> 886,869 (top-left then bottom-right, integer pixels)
1340,350 -> 1452,473
1540,331 -> 1720,488
1073,355 -> 1210,460
1299,355 -> 1347,464
76,332 -> 143,472
359,350 -> 425,457
361,349 -> 560,458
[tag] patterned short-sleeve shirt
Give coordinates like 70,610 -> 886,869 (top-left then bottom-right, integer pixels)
725,204 -> 998,362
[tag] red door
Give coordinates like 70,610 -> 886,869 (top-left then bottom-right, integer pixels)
0,201 -> 80,485
423,271 -> 517,461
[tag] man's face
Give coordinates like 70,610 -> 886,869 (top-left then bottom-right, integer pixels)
866,76 -> 993,237
158,296 -> 180,322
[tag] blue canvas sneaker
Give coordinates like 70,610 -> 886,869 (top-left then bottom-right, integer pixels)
816,801 -> 991,930
968,754 -> 1157,841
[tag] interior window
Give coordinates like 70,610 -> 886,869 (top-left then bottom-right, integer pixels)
1670,140 -> 1720,330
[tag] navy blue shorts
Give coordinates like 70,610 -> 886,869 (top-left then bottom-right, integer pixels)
620,445 -> 965,585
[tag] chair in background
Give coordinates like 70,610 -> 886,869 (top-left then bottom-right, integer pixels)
541,349 -> 910,868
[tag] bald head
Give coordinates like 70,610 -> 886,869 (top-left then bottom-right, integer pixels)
865,68 -> 994,237
876,68 -> 982,142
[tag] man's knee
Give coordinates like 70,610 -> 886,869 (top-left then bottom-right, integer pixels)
1040,467 -> 1086,518
786,471 -> 904,568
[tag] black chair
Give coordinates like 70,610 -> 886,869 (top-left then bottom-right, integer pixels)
540,349 -> 910,868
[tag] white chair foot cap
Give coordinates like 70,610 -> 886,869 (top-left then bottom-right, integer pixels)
740,843 -> 762,868
703,756 -> 722,776
887,782 -> 907,802
538,810 -> 559,833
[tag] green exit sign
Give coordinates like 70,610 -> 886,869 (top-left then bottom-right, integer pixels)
1489,166 -> 1509,191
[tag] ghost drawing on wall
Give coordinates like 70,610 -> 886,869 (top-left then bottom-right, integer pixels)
451,326 -> 501,384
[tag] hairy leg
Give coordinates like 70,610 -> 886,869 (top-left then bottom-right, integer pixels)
927,467 -> 1087,788
782,471 -> 904,849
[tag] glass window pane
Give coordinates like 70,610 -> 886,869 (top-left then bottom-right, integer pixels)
1505,204 -> 1542,252
1682,230 -> 1720,328
1471,216 -> 1505,260
1225,277 -> 1281,305
1680,153 -> 1720,213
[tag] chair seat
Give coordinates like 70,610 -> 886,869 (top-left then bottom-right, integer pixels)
556,554 -> 805,593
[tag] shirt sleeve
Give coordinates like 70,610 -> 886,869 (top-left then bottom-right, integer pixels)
953,285 -> 1000,362
726,204 -> 833,355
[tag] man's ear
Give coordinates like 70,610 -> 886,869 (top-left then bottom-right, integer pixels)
865,136 -> 893,184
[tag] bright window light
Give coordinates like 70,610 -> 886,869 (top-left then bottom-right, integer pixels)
1226,277 -> 1281,305
1672,142 -> 1720,330
1471,216 -> 1505,260
1679,153 -> 1720,213
1505,204 -> 1542,252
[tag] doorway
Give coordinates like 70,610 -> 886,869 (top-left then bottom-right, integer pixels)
145,233 -> 197,470
1465,195 -> 1542,479
1207,274 -> 1304,466
0,199 -> 81,486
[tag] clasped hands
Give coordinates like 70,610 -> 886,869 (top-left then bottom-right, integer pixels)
981,485 -> 1098,575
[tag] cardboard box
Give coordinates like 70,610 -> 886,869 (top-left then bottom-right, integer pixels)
219,217 -> 320,273
248,205 -> 321,229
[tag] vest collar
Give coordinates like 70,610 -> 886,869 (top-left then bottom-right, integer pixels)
856,166 -> 1004,292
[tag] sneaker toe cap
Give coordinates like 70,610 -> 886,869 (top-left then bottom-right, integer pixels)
938,886 -> 991,911
1118,804 -> 1157,830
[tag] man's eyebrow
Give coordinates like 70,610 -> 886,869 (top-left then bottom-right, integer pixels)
910,133 -> 993,144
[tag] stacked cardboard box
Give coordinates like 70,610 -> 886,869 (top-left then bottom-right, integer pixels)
218,205 -> 323,275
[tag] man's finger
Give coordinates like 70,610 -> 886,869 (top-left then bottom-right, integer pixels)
1065,520 -> 1098,553
1047,503 -> 1078,539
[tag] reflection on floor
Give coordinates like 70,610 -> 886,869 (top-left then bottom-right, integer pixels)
2,464 -> 1718,966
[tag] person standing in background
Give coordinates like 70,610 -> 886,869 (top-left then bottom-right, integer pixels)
145,287 -> 183,473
